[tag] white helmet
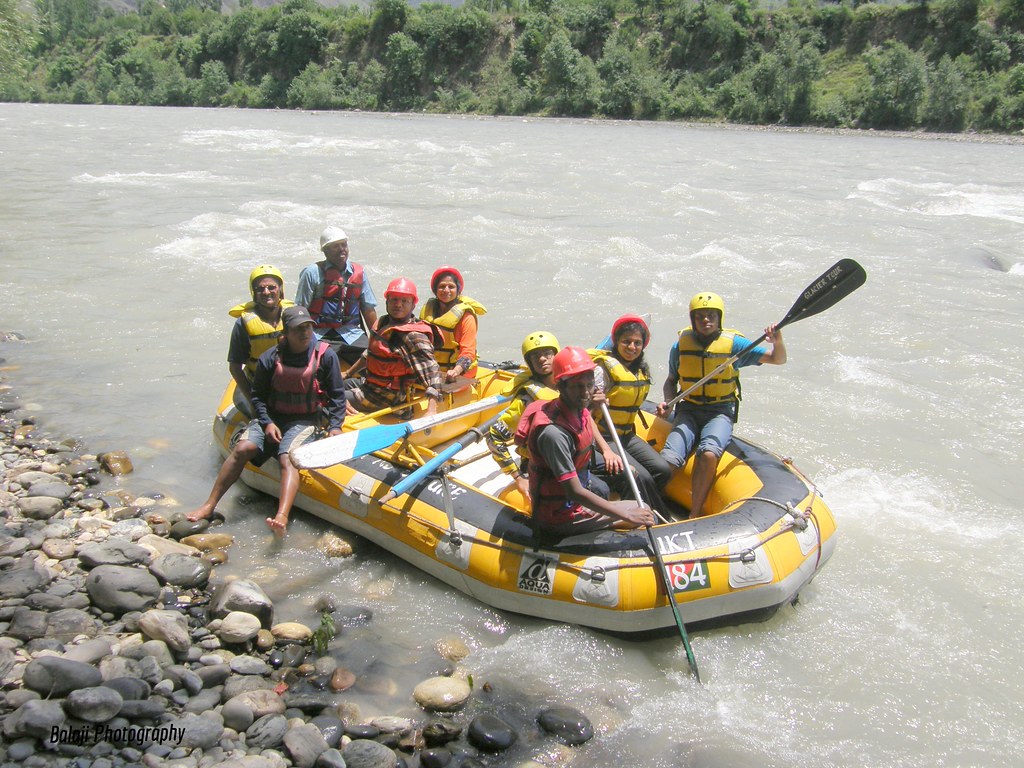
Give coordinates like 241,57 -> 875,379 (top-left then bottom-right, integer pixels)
319,226 -> 348,251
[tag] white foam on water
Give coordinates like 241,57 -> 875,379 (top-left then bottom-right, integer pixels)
851,178 -> 1024,224
72,170 -> 229,185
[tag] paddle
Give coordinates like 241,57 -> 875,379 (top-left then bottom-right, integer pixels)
379,409 -> 510,504
600,403 -> 701,681
664,258 -> 867,410
289,394 -> 510,469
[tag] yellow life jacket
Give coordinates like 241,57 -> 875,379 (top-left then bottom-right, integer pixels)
588,349 -> 651,436
229,300 -> 295,379
420,296 -> 487,371
675,328 -> 741,406
491,369 -> 558,468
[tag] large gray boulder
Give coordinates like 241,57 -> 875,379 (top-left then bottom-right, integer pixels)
85,564 -> 161,614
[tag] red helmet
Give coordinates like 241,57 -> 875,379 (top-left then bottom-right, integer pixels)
552,346 -> 596,382
611,314 -> 650,348
384,277 -> 418,302
430,266 -> 464,295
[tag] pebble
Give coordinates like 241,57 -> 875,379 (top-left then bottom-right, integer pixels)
0,368 -> 603,768
467,713 -> 518,752
413,676 -> 472,712
536,704 -> 595,745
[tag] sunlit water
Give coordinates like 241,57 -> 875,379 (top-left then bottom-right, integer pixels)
2,103 -> 1023,766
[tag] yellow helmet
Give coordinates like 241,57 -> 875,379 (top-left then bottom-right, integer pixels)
689,292 -> 724,324
249,265 -> 284,298
521,331 -> 560,359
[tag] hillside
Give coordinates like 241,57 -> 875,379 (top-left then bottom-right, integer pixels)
2,0 -> 1022,134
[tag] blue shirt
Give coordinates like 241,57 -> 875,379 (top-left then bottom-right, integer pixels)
294,260 -> 377,344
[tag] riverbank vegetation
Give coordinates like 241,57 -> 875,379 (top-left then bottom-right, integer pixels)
2,0 -> 1023,133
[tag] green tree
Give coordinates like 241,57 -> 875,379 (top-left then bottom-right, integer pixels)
273,9 -> 328,80
197,58 -> 231,106
383,31 -> 423,109
861,41 -> 927,128
540,28 -> 598,114
923,54 -> 968,129
1,0 -> 32,74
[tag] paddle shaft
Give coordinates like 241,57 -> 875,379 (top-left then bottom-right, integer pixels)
646,524 -> 701,682
664,259 -> 866,410
598,404 -> 668,524
290,394 -> 510,469
379,409 -> 509,503
599,403 -> 700,680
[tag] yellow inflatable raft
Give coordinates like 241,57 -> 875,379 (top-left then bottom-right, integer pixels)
211,362 -> 836,633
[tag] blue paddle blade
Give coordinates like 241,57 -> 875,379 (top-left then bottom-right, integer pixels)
290,395 -> 510,469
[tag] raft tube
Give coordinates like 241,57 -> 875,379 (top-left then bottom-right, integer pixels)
211,363 -> 836,634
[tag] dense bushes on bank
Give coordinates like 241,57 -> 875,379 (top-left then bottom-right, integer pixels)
2,0 -> 1023,133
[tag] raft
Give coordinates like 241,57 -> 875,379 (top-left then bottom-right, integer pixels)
210,362 -> 836,634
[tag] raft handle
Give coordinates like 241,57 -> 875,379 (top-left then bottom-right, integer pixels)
589,566 -> 606,583
739,549 -> 756,564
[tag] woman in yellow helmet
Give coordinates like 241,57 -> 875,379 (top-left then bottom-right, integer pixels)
656,292 -> 786,518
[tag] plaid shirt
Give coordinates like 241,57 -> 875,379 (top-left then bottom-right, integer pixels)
361,322 -> 442,410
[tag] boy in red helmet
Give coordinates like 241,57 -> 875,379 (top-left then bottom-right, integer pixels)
515,347 -> 655,539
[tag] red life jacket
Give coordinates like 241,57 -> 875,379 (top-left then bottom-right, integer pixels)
365,317 -> 436,391
267,342 -> 329,418
308,261 -> 364,331
515,398 -> 595,527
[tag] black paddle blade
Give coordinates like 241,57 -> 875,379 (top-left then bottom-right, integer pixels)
780,258 -> 867,329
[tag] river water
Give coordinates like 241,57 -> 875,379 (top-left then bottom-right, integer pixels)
2,103 -> 1022,766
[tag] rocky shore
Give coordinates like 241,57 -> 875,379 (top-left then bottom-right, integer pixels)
0,353 -> 597,768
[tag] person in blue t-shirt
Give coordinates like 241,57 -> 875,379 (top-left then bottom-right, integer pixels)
656,292 -> 787,518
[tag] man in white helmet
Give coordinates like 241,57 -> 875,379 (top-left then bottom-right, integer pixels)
295,226 -> 378,368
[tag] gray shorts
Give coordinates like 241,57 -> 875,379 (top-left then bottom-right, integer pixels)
244,420 -> 316,465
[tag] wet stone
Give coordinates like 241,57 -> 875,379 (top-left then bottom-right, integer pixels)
219,611 -> 262,644
536,705 -> 594,746
210,579 -> 273,628
413,677 -> 472,713
230,655 -> 270,675
467,713 -> 518,752
342,739 -> 397,768
345,724 -> 380,740
150,552 -> 212,588
310,715 -> 345,748
282,692 -> 338,714
329,667 -> 356,691
330,605 -> 374,628
422,721 -> 463,747
169,518 -> 209,540
419,748 -> 453,768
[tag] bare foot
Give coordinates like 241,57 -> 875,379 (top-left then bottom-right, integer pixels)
186,507 -> 212,522
265,515 -> 288,537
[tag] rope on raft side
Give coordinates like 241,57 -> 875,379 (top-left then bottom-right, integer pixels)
337,481 -> 825,581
